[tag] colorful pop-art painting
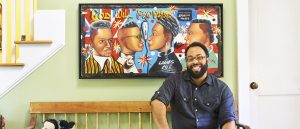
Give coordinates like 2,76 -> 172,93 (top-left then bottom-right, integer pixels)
79,4 -> 223,79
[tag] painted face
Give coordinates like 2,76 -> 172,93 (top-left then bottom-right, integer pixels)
186,46 -> 208,79
148,23 -> 168,51
185,23 -> 210,47
92,28 -> 113,57
121,27 -> 144,53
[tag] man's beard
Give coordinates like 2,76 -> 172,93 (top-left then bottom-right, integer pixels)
187,63 -> 208,79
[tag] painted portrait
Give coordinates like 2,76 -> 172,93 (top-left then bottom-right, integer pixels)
79,4 -> 223,78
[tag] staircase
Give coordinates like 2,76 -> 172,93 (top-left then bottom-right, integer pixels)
0,0 -> 65,98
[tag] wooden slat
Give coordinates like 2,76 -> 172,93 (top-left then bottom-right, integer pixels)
117,112 -> 120,129
0,50 -> 2,63
33,0 -> 37,40
138,112 -> 142,129
15,0 -> 21,63
29,101 -> 163,113
96,113 -> 99,129
6,0 -> 12,63
24,0 -> 30,41
15,40 -> 52,44
85,113 -> 88,129
107,113 -> 110,129
150,112 -> 152,129
128,112 -> 131,129
75,113 -> 78,129
0,63 -> 24,66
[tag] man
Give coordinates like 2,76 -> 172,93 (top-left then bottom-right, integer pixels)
151,42 -> 236,129
117,21 -> 144,73
148,15 -> 182,76
185,19 -> 218,68
83,20 -> 123,77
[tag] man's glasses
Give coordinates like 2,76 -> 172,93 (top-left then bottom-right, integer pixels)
186,55 -> 207,62
97,38 -> 113,45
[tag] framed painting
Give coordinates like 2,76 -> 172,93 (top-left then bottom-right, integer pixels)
79,3 -> 223,79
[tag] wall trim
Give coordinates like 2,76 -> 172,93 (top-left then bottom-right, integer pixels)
237,0 -> 251,125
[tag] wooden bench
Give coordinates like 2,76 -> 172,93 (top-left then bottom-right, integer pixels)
26,101 -> 250,129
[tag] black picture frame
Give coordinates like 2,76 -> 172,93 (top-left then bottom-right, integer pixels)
79,3 -> 223,79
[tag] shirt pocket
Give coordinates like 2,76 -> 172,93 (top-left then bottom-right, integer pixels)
174,92 -> 189,104
201,96 -> 220,112
173,92 -> 190,112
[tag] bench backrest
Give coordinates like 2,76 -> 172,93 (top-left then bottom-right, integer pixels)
28,101 -> 170,129
27,101 -> 250,129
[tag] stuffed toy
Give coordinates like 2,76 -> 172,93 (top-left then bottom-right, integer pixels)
42,119 -> 58,129
59,120 -> 75,129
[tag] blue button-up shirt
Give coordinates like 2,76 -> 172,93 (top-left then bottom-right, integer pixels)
151,71 -> 236,129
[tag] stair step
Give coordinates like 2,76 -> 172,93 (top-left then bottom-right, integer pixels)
15,40 -> 52,44
0,63 -> 25,67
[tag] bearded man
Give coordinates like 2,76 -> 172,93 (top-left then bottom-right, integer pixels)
150,42 -> 236,129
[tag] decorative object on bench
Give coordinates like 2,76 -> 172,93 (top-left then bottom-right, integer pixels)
27,101 -> 250,129
42,119 -> 58,129
59,120 -> 75,129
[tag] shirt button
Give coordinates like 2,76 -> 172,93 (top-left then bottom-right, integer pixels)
195,88 -> 198,91
196,119 -> 199,122
157,91 -> 160,94
183,98 -> 187,101
194,109 -> 198,112
194,98 -> 197,101
206,102 -> 210,106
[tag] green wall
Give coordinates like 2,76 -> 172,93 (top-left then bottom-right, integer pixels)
0,0 -> 236,128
